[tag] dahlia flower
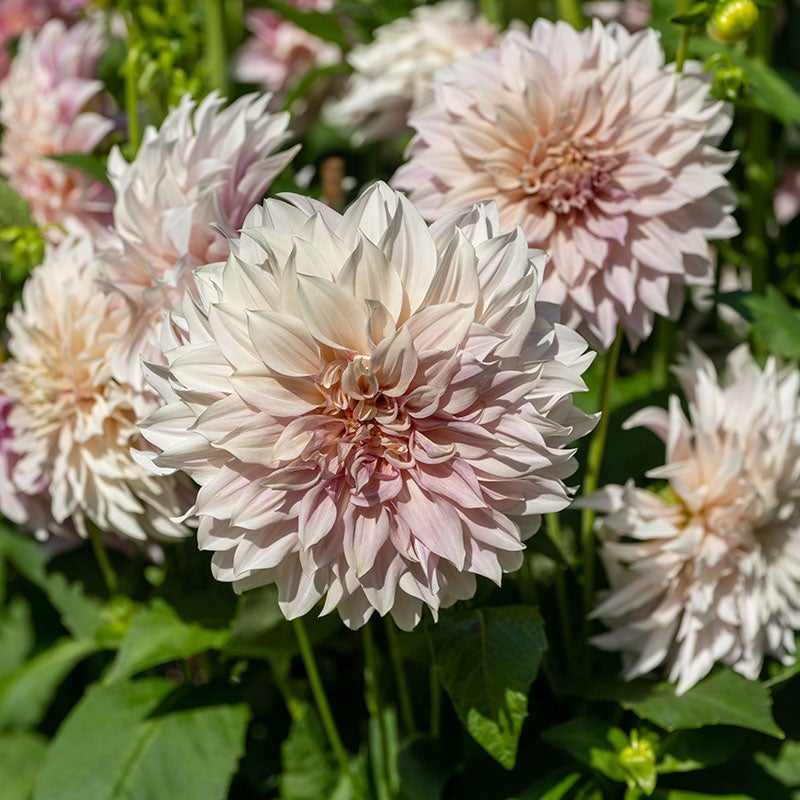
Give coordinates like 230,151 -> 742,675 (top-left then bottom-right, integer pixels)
234,3 -> 341,111
582,0 -> 651,31
0,18 -> 115,238
325,0 -> 499,145
393,20 -> 739,351
774,164 -> 800,226
589,345 -> 800,693
138,182 -> 595,629
100,92 -> 299,387
0,235 -> 191,542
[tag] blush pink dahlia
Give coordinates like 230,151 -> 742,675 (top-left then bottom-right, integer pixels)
100,92 -> 300,387
138,182 -> 595,629
234,3 -> 341,110
589,346 -> 800,693
0,235 -> 191,542
393,20 -> 739,350
0,18 -> 115,238
325,0 -> 499,145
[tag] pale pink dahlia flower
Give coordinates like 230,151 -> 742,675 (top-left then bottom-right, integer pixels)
234,4 -> 341,110
0,235 -> 191,542
0,18 -> 115,238
100,92 -> 300,388
393,20 -> 739,351
137,182 -> 596,629
589,345 -> 800,693
325,0 -> 499,145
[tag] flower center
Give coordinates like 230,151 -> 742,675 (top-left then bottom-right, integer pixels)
521,134 -> 620,214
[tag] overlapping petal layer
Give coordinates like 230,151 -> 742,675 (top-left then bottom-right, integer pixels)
590,346 -> 800,693
393,20 -> 739,350
139,182 -> 595,628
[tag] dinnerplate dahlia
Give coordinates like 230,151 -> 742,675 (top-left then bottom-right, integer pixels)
100,92 -> 299,388
0,236 -> 191,542
393,19 -> 739,350
590,346 -> 800,693
138,182 -> 595,629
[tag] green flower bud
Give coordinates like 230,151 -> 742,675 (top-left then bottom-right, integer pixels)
706,0 -> 759,44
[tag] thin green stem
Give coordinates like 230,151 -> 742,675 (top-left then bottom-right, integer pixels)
555,0 -> 586,29
580,329 -> 622,650
385,619 -> 416,736
651,316 -> 673,391
363,623 -> 391,800
745,7 -> 773,296
203,0 -> 229,95
674,0 -> 692,73
429,663 -> 441,739
86,520 -> 118,595
546,513 -> 573,666
292,618 -> 361,798
124,43 -> 141,152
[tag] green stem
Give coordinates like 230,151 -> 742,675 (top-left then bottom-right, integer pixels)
546,513 -> 573,665
86,520 -> 118,595
203,0 -> 229,95
385,619 -> 416,736
580,329 -> 622,648
124,42 -> 141,152
651,315 -> 673,391
674,0 -> 692,73
745,7 -> 773,295
363,623 -> 391,800
292,618 -> 360,798
555,0 -> 586,29
429,663 -> 441,739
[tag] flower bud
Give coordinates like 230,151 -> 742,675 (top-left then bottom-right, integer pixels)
706,0 -> 759,44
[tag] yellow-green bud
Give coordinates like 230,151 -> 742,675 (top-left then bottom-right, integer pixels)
706,0 -> 759,45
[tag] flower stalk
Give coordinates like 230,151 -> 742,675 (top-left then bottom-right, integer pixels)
385,618 -> 416,736
86,520 -> 118,595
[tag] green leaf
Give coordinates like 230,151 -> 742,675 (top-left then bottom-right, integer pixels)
279,703 -> 340,800
653,793 -> 755,800
511,770 -> 582,800
0,731 -> 48,800
46,153 -> 110,185
44,572 -> 107,640
104,598 -> 229,683
542,718 -> 626,782
431,606 -> 547,769
397,735 -> 447,800
0,637 -> 101,731
609,669 -> 784,738
263,0 -> 348,47
34,679 -> 249,800
0,179 -> 34,231
0,597 -> 34,679
744,286 -> 800,359
658,728 -> 744,773
755,740 -> 800,786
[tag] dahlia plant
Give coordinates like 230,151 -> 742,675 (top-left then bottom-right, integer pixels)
0,1 -> 799,799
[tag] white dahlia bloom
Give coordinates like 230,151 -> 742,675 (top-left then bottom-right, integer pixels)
0,236 -> 191,542
100,92 -> 300,387
590,345 -> 800,693
325,0 -> 499,145
0,18 -> 115,238
138,182 -> 595,629
393,19 -> 739,351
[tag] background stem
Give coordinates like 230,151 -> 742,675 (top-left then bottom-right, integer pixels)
86,521 -> 118,595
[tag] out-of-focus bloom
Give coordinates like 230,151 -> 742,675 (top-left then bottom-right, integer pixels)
138,182 -> 595,629
582,0 -> 651,30
0,18 -> 115,238
100,92 -> 300,387
0,236 -> 191,542
589,345 -> 800,693
326,0 -> 499,145
393,20 -> 739,351
0,0 -> 88,77
234,2 -> 341,112
774,163 -> 800,226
